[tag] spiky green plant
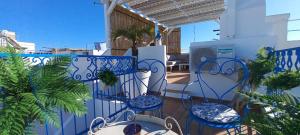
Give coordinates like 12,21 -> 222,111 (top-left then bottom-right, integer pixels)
0,47 -> 8,52
263,71 -> 300,91
98,69 -> 118,86
0,48 -> 91,135
247,47 -> 276,90
239,91 -> 300,135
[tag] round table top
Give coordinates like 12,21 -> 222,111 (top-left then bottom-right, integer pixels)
94,120 -> 178,135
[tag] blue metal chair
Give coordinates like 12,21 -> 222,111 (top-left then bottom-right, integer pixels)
121,59 -> 167,116
182,57 -> 249,135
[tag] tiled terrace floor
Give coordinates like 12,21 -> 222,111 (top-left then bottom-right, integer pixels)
167,71 -> 190,84
158,97 -> 257,135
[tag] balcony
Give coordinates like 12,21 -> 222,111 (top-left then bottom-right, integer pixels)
0,47 -> 300,135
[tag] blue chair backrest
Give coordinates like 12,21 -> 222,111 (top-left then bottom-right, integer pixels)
120,59 -> 167,99
195,57 -> 249,102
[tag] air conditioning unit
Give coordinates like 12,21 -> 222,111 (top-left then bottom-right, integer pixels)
190,45 -> 235,72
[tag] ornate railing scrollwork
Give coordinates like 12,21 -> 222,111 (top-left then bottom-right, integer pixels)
88,109 -> 136,135
88,117 -> 108,135
164,116 -> 183,135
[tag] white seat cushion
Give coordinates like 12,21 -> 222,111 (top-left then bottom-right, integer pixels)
191,103 -> 240,123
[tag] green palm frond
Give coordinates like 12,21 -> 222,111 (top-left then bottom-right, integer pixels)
0,46 -> 9,52
112,24 -> 154,46
239,91 -> 300,135
24,122 -> 37,135
0,48 -> 90,135
247,48 -> 276,90
263,71 -> 300,91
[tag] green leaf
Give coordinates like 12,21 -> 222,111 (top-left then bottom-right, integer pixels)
0,48 -> 91,134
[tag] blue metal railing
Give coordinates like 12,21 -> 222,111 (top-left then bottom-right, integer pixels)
274,47 -> 300,72
0,53 -> 135,135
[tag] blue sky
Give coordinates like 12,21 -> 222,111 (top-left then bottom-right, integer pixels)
0,0 -> 299,51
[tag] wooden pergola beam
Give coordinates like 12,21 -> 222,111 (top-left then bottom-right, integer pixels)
119,0 -> 225,28
148,0 -> 224,18
156,4 -> 224,22
165,12 -> 223,27
135,0 -> 215,15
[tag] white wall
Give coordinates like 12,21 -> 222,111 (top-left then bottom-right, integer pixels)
220,0 -> 268,39
188,37 -> 275,100
220,0 -> 293,50
18,42 -> 36,53
235,0 -> 267,38
123,45 -> 167,72
191,36 -> 276,60
266,14 -> 290,48
189,0 -> 298,100
89,50 -> 106,55
137,46 -> 167,67
124,46 -> 167,93
189,36 -> 276,100
138,46 -> 167,93
282,40 -> 300,50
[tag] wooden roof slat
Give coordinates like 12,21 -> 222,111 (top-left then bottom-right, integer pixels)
168,15 -> 220,27
135,0 -> 210,15
148,0 -> 224,18
120,0 -> 225,27
127,0 -> 149,6
155,2 -> 224,22
131,0 -> 171,10
163,10 -> 224,26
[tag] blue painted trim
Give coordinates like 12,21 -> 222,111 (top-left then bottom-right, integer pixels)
45,123 -> 49,135
73,115 -> 77,134
0,53 -> 73,57
274,47 -> 300,72
60,110 -> 64,135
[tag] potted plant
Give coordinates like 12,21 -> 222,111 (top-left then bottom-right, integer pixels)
247,47 -> 275,90
112,25 -> 154,98
98,69 -> 118,90
240,91 -> 300,135
112,24 -> 154,59
237,47 -> 300,135
0,47 -> 90,135
120,68 -> 151,99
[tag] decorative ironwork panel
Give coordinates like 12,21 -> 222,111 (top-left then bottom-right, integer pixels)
274,47 -> 300,72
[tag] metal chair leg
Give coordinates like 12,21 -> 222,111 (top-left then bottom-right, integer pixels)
226,128 -> 231,135
234,126 -> 241,135
185,116 -> 192,135
159,108 -> 163,118
198,123 -> 204,135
